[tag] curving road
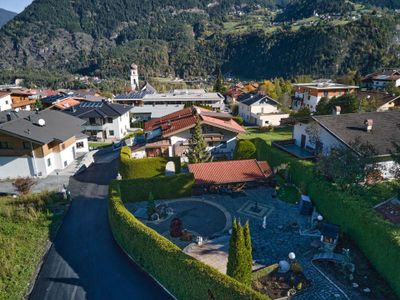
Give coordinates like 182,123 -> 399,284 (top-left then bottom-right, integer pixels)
29,156 -> 172,300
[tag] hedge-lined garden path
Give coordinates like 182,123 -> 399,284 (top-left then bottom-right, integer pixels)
29,157 -> 172,300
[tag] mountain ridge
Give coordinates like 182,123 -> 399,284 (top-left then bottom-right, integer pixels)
0,8 -> 17,28
0,0 -> 399,81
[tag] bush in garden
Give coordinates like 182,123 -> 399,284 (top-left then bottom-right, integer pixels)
234,140 -> 257,160
13,177 -> 36,195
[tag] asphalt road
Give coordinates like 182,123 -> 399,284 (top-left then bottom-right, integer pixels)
29,159 -> 172,300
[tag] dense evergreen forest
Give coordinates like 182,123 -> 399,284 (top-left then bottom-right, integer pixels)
0,0 -> 399,83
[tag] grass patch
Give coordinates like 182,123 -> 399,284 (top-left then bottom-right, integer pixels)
89,142 -> 112,150
238,126 -> 293,144
0,192 -> 68,299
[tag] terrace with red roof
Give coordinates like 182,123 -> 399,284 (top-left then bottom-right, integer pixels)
144,106 -> 245,138
188,159 -> 273,186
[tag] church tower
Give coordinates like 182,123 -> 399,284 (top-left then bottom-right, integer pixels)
130,63 -> 139,91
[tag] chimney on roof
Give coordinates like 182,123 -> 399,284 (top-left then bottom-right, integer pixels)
364,119 -> 373,132
332,106 -> 341,115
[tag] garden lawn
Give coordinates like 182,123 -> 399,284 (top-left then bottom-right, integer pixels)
275,175 -> 301,204
88,142 -> 112,150
238,126 -> 293,144
0,192 -> 68,299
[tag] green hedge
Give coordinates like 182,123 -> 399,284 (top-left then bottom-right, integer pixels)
248,138 -> 400,297
119,146 -> 181,179
108,182 -> 268,300
119,174 -> 195,203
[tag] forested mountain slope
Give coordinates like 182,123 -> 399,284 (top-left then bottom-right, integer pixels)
0,0 -> 398,80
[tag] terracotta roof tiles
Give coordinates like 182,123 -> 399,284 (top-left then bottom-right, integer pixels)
188,159 -> 273,185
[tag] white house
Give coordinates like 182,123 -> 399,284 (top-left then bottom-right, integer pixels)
0,92 -> 12,111
66,101 -> 131,141
132,106 -> 245,160
237,93 -> 289,126
291,111 -> 400,178
292,80 -> 358,112
362,68 -> 400,90
0,109 -> 88,179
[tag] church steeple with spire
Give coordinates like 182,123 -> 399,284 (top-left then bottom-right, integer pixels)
130,63 -> 139,91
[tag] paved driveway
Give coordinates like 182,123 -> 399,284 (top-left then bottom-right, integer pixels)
29,158 -> 172,300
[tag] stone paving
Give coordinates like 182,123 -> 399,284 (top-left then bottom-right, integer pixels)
127,187 -> 351,300
194,188 -> 349,300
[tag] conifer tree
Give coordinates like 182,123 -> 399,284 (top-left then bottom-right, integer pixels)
186,118 -> 212,163
242,221 -> 253,286
227,219 -> 252,284
213,66 -> 225,93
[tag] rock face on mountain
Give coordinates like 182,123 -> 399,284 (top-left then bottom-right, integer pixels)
0,0 -> 398,79
0,8 -> 16,28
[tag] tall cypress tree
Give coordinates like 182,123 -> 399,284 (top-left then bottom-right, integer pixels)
227,219 -> 252,284
187,118 -> 212,164
242,221 -> 253,286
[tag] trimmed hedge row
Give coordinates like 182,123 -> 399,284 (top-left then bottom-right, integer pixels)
119,146 -> 181,179
108,181 -> 268,300
119,174 -> 195,203
248,138 -> 400,297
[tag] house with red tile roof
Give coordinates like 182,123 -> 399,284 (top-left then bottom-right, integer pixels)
188,159 -> 273,186
132,106 -> 245,159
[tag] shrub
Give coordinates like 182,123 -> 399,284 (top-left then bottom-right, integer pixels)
108,182 -> 268,300
119,174 -> 195,203
233,116 -> 244,125
12,177 -> 36,195
119,146 -> 181,179
234,140 -> 257,160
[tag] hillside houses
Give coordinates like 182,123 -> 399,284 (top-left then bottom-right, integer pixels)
292,80 -> 358,112
362,68 -> 400,90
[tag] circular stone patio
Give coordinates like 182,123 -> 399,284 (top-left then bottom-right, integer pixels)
127,198 -> 231,241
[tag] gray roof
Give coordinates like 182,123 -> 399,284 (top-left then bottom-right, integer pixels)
238,93 -> 279,106
114,82 -> 157,100
130,104 -> 184,118
312,111 -> 400,156
0,109 -> 85,145
41,94 -> 70,105
66,101 -> 131,119
0,110 -> 31,124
